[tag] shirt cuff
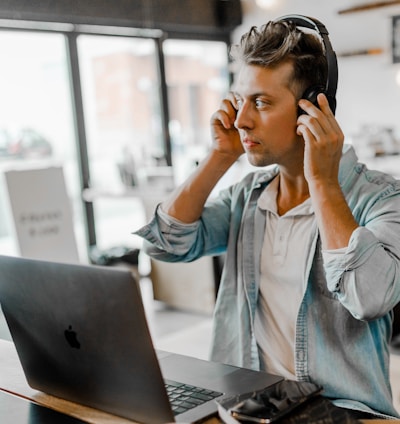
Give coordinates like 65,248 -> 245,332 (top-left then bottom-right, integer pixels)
157,204 -> 195,226
322,246 -> 347,263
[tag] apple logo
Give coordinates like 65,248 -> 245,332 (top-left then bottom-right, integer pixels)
64,325 -> 81,349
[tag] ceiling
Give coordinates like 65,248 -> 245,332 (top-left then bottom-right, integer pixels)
237,0 -> 400,57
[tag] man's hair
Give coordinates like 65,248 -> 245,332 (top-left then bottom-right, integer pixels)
230,20 -> 328,99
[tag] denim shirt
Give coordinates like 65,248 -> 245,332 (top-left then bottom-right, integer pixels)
135,145 -> 400,418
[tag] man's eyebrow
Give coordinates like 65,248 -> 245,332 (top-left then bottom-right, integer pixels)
232,90 -> 275,99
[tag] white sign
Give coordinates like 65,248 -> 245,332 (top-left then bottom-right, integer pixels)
4,166 -> 79,263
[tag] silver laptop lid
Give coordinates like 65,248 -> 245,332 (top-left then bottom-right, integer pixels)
0,255 -> 174,423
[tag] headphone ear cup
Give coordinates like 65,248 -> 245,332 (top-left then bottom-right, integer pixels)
298,85 -> 325,116
299,86 -> 337,114
302,85 -> 325,107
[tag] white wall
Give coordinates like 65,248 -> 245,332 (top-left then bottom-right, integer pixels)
337,54 -> 400,138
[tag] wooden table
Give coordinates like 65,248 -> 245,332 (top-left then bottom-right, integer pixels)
0,339 -> 397,423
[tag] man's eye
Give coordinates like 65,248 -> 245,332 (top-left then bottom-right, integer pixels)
235,98 -> 243,108
255,99 -> 266,108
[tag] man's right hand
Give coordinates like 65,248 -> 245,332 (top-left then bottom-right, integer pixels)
161,95 -> 243,223
210,94 -> 244,160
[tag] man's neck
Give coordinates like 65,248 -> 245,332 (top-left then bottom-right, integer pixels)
276,172 -> 310,216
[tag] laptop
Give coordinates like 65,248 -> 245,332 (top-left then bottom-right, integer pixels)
0,255 -> 283,423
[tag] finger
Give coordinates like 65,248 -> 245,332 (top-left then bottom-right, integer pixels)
227,91 -> 239,110
298,98 -> 337,140
298,94 -> 331,119
297,113 -> 324,141
220,98 -> 238,126
296,123 -> 313,142
211,109 -> 232,130
212,99 -> 239,130
316,93 -> 331,114
221,97 -> 238,115
316,94 -> 345,143
297,113 -> 344,153
298,98 -> 319,118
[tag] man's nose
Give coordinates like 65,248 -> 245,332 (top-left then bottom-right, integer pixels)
234,103 -> 253,130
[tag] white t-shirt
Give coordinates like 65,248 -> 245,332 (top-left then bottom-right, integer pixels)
254,175 -> 315,379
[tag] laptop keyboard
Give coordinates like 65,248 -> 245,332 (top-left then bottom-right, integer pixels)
165,379 -> 223,415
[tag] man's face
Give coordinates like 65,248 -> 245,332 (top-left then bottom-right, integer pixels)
233,62 -> 303,169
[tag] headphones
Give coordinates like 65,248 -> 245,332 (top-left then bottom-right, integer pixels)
274,14 -> 338,115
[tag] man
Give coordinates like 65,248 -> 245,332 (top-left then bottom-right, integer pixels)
135,18 -> 400,419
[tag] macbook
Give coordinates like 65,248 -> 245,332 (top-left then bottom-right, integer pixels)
0,255 -> 282,423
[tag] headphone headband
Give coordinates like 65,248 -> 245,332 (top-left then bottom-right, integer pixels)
274,14 -> 338,114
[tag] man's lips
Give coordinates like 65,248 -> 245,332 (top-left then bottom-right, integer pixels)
242,138 -> 260,148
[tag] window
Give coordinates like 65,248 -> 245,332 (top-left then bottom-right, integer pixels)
0,30 -> 85,258
163,39 -> 230,183
0,26 -> 231,260
77,35 -> 163,250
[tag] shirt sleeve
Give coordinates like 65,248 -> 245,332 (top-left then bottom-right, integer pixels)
322,246 -> 347,263
157,204 -> 191,226
324,226 -> 400,320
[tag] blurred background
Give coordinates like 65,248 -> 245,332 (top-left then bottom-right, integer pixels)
2,2 -> 400,409
0,0 -> 400,264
